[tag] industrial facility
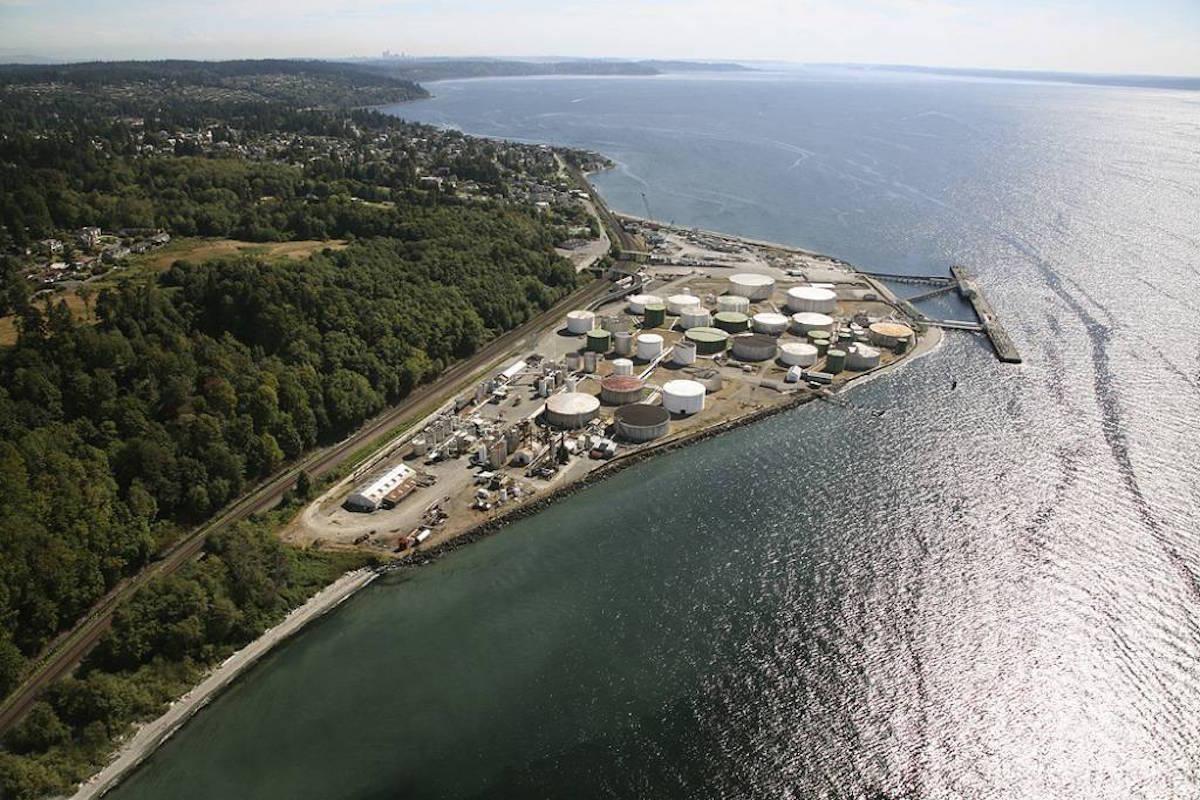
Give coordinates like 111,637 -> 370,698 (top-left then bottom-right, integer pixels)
312,215 -> 931,558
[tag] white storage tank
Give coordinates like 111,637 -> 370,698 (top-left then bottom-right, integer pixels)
636,333 -> 664,361
717,294 -> 751,314
728,273 -> 776,301
583,351 -> 599,373
672,340 -> 697,365
667,294 -> 702,315
791,312 -> 836,335
661,379 -> 706,415
730,333 -> 778,362
845,344 -> 882,371
627,294 -> 662,314
614,330 -> 634,356
679,308 -> 713,330
751,312 -> 790,336
544,392 -> 601,429
612,358 -> 634,376
786,286 -> 838,313
779,341 -> 819,366
566,310 -> 596,334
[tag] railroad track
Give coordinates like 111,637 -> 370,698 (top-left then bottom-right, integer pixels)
0,275 -> 610,734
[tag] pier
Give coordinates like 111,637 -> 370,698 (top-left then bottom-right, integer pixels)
950,265 -> 1023,363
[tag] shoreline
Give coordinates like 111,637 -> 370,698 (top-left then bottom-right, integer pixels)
66,190 -> 948,799
67,569 -> 379,800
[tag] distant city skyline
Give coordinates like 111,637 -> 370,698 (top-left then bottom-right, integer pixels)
1,0 -> 1198,77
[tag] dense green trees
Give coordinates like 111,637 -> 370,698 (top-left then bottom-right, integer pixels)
0,227 -> 575,676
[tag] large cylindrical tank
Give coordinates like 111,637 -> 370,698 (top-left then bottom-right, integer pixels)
845,344 -> 882,371
684,326 -> 729,355
612,358 -> 634,376
586,329 -> 612,353
791,311 -> 835,335
661,379 -> 706,415
583,351 -> 599,373
667,294 -> 702,315
779,341 -> 818,366
636,333 -> 664,361
731,333 -> 778,362
672,340 -> 698,365
600,375 -> 645,405
786,286 -> 838,313
643,304 -> 667,328
614,404 -> 671,442
544,392 -> 601,429
614,330 -> 634,356
868,321 -> 915,348
717,295 -> 751,314
411,438 -> 428,457
825,348 -> 847,373
752,312 -> 789,335
713,311 -> 750,333
728,273 -> 776,301
566,310 -> 596,334
627,294 -> 662,315
679,308 -> 713,330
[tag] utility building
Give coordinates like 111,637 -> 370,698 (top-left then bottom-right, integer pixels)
344,464 -> 417,513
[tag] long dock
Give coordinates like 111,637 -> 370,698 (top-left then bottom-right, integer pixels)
950,265 -> 1022,363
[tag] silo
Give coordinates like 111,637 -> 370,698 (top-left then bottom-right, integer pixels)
565,351 -> 583,371
713,311 -> 750,333
752,312 -> 789,336
636,333 -> 664,361
544,392 -> 601,429
600,375 -> 645,405
868,321 -> 915,348
779,341 -> 818,366
684,327 -> 730,356
586,329 -> 612,353
566,310 -> 596,334
614,404 -> 671,442
717,294 -> 751,314
583,351 -> 599,373
786,286 -> 838,313
614,330 -> 634,356
612,358 -> 634,376
672,340 -> 698,365
845,344 -> 881,371
667,294 -> 702,315
679,308 -> 713,330
627,294 -> 662,314
731,333 -> 778,362
412,438 -> 428,457
643,304 -> 667,328
791,312 -> 835,335
728,273 -> 776,301
825,348 -> 847,373
661,379 -> 706,415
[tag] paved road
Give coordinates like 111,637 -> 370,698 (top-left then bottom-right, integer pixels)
0,275 -> 610,735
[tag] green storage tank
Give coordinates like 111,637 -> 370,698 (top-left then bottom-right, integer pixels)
808,330 -> 831,345
643,304 -> 667,329
586,329 -> 612,353
894,337 -> 911,354
684,326 -> 730,355
815,340 -> 829,357
825,348 -> 846,373
713,311 -> 750,333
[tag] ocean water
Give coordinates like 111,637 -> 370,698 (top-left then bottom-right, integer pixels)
110,69 -> 1200,799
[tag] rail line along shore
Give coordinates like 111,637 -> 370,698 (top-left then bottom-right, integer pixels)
61,164 -> 1012,800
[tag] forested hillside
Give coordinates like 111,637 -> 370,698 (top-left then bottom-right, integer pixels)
0,59 -> 598,797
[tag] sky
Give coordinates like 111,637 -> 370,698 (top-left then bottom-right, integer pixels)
1,0 -> 1198,76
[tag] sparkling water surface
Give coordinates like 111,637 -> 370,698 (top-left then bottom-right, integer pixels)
111,69 -> 1200,799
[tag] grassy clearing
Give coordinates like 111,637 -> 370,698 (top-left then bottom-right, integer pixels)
1,238 -> 348,346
